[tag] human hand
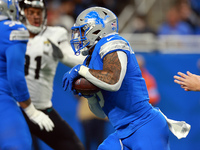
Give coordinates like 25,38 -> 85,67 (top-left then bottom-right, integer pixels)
62,64 -> 81,91
24,103 -> 54,132
174,71 -> 200,91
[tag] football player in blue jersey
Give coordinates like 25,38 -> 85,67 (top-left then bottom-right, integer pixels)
0,0 -> 54,149
62,7 -> 170,150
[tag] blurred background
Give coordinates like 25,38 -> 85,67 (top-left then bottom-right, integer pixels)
35,0 -> 200,149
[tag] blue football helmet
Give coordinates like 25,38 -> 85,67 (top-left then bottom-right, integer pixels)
0,0 -> 20,21
70,7 -> 119,56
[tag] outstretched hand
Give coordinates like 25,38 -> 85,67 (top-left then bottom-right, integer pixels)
62,64 -> 81,92
174,71 -> 200,91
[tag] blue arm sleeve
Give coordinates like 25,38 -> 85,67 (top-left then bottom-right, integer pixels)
6,42 -> 30,102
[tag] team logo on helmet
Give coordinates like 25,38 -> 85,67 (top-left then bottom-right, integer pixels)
3,0 -> 12,8
84,11 -> 109,28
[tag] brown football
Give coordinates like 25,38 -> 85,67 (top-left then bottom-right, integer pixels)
72,77 -> 100,95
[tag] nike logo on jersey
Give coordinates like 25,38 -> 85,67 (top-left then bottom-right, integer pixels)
107,37 -> 114,41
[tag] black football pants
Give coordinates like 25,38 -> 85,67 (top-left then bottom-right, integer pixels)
22,107 -> 85,150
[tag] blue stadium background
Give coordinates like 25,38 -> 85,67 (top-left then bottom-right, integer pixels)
38,53 -> 200,150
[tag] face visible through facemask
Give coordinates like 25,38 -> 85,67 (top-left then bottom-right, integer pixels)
24,7 -> 44,34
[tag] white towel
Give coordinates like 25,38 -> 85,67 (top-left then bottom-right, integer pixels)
159,109 -> 191,139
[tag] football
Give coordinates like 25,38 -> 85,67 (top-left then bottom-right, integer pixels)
72,76 -> 100,95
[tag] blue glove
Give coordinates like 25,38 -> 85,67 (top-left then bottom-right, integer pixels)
62,64 -> 81,91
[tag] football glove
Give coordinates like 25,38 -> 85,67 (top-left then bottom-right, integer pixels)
62,64 -> 81,91
23,103 -> 54,132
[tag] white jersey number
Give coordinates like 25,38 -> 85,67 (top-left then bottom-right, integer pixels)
25,55 -> 42,79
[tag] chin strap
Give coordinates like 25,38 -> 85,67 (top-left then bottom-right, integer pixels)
80,47 -> 88,56
81,40 -> 98,56
25,18 -> 47,34
26,22 -> 42,34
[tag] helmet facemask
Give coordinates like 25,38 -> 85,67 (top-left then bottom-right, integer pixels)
70,23 -> 100,56
70,24 -> 90,56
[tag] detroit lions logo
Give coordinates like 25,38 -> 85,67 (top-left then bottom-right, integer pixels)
84,11 -> 109,28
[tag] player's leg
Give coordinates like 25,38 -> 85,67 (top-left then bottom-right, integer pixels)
22,107 -> 85,150
97,132 -> 123,150
93,119 -> 106,148
0,95 -> 32,150
122,111 -> 170,150
81,119 -> 94,150
32,135 -> 41,150
82,118 -> 105,150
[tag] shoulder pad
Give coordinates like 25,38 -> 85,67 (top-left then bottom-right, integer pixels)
43,26 -> 68,43
3,20 -> 29,41
43,26 -> 68,36
99,38 -> 131,59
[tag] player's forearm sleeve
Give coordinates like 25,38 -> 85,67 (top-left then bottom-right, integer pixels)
6,43 -> 30,102
79,51 -> 127,91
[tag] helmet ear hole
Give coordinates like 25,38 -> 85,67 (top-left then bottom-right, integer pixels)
10,9 -> 14,13
93,30 -> 101,35
102,11 -> 107,15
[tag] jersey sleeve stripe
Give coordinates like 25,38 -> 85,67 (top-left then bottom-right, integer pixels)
10,30 -> 29,41
99,40 -> 131,58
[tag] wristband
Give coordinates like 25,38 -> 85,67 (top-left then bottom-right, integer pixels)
23,103 -> 36,116
78,65 -> 89,77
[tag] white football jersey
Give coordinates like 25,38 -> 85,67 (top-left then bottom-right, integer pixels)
25,26 -> 85,109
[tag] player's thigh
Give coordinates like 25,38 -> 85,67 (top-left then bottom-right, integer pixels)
97,132 -> 122,150
0,95 -> 32,150
122,113 -> 170,150
42,108 -> 81,139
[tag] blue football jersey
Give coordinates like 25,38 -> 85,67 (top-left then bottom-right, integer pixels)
0,20 -> 30,102
84,33 -> 158,138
